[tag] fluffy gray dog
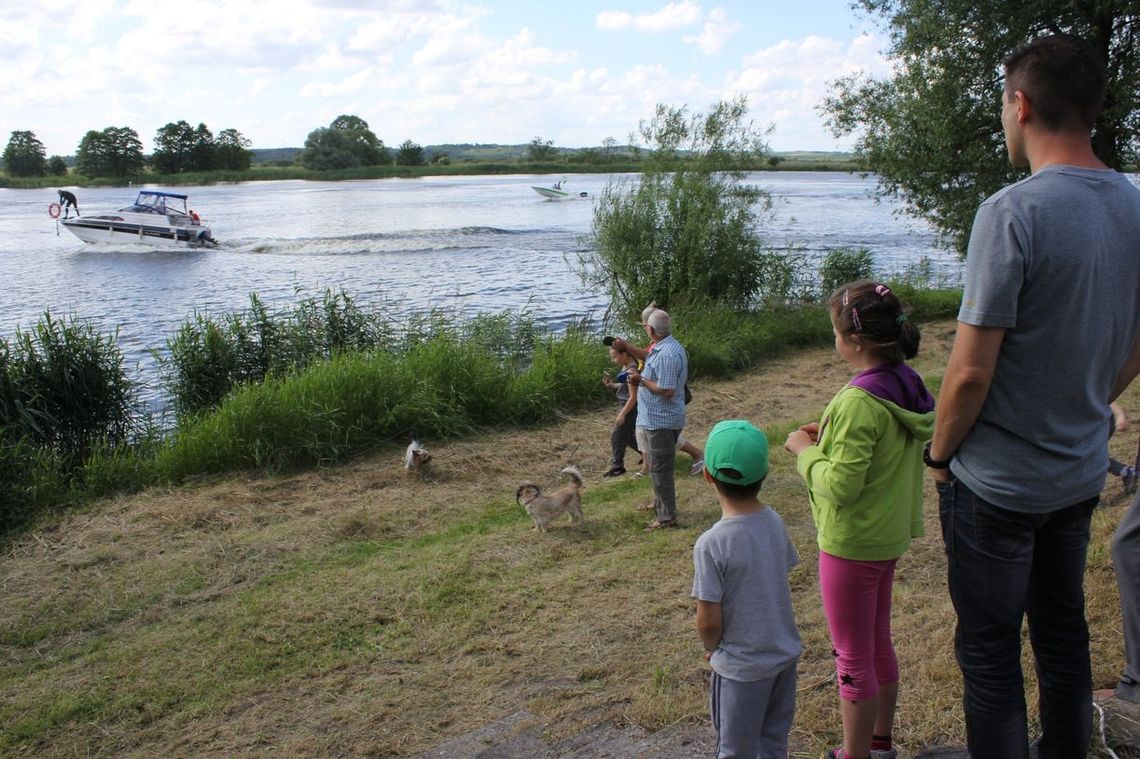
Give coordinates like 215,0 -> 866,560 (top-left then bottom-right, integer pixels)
516,466 -> 585,533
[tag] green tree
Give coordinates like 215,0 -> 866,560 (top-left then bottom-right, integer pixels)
151,120 -> 196,174
823,2 -> 1140,256
300,115 -> 388,170
189,123 -> 216,172
526,136 -> 556,161
395,139 -> 425,166
215,128 -> 252,170
576,97 -> 772,320
47,156 -> 69,176
3,130 -> 48,177
601,136 -> 619,161
75,127 -> 144,178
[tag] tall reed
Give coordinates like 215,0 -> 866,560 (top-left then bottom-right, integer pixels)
0,312 -> 141,531
159,290 -> 396,419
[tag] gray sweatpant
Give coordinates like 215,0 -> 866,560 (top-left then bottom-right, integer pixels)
710,662 -> 797,759
1113,488 -> 1140,703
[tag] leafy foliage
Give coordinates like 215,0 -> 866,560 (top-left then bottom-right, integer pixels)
3,131 -> 47,177
576,97 -> 773,320
75,127 -> 145,178
395,139 -> 425,166
300,115 -> 389,170
152,122 -> 251,173
526,136 -> 556,161
46,156 -> 68,176
214,128 -> 252,170
151,121 -> 196,173
824,2 -> 1140,255
820,247 -> 874,297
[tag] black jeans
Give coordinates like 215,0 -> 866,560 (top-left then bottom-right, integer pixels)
610,410 -> 639,469
937,478 -> 1096,759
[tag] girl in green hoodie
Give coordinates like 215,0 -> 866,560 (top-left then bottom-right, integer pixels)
785,281 -> 935,759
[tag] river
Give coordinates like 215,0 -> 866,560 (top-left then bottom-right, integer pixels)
0,171 -> 960,411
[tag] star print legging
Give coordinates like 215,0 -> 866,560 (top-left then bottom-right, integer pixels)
819,550 -> 900,701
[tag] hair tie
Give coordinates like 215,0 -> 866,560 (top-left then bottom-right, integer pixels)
851,307 -> 863,332
896,314 -> 908,324
875,284 -> 891,297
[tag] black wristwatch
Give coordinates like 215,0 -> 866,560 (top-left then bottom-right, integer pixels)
923,442 -> 951,469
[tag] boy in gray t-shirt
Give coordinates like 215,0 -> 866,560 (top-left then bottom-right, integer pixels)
693,420 -> 801,758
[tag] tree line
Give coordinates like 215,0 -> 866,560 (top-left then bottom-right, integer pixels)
2,122 -> 254,179
3,113 -> 628,179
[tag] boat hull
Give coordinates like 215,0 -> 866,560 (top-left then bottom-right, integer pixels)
531,186 -> 571,199
61,216 -> 218,248
531,186 -> 589,201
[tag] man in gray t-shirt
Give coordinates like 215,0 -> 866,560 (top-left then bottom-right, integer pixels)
927,35 -> 1140,759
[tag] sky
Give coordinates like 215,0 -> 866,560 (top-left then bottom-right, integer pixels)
1,0 -> 893,157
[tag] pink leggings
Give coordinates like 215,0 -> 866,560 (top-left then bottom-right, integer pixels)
819,550 -> 900,701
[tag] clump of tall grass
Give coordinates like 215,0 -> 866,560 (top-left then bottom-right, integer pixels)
157,321 -> 605,477
820,247 -> 874,297
159,289 -> 394,419
0,312 -> 144,531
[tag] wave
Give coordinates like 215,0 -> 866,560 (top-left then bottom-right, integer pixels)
224,225 -> 554,256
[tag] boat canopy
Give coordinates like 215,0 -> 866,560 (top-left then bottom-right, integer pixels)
122,190 -> 190,216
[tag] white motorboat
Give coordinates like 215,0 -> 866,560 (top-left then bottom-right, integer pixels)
55,190 -> 219,248
531,178 -> 588,200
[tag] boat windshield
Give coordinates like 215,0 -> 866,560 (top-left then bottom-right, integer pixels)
122,192 -> 189,216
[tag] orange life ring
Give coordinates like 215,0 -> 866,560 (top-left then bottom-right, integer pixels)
48,202 -> 61,219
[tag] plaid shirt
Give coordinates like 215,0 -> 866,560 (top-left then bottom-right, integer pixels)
636,334 -> 687,430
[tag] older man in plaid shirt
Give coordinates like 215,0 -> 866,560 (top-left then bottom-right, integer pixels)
628,308 -> 689,529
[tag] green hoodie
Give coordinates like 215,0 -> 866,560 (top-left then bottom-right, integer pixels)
796,385 -> 935,561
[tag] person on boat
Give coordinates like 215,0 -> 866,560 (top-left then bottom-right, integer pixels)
553,179 -> 563,190
58,190 -> 79,218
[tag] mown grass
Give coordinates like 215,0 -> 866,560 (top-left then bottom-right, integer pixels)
0,320 -> 1133,757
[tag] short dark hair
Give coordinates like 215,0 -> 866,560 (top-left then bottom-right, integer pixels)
1003,34 -> 1105,132
711,470 -> 764,499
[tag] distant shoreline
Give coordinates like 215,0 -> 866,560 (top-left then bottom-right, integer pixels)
0,155 -> 866,190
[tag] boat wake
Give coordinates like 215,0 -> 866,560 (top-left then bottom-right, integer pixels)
226,226 -> 548,257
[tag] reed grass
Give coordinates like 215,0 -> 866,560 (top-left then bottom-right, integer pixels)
0,312 -> 143,532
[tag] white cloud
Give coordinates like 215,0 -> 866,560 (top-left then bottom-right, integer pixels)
726,33 -> 891,149
596,1 -> 703,33
683,7 -> 740,54
1,1 -> 888,154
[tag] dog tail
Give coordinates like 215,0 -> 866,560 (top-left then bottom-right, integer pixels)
560,465 -> 584,488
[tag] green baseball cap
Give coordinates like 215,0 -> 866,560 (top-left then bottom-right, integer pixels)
703,420 -> 769,485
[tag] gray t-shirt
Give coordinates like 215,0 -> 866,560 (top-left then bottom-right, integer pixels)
691,508 -> 801,682
954,165 -> 1140,512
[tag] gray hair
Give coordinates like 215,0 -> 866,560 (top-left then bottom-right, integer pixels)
646,309 -> 672,336
640,301 -> 658,324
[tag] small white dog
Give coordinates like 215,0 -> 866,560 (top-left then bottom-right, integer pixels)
516,466 -> 585,533
404,435 -> 431,472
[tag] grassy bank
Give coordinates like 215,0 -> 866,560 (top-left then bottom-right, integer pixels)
0,286 -> 960,533
0,318 -> 1134,757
